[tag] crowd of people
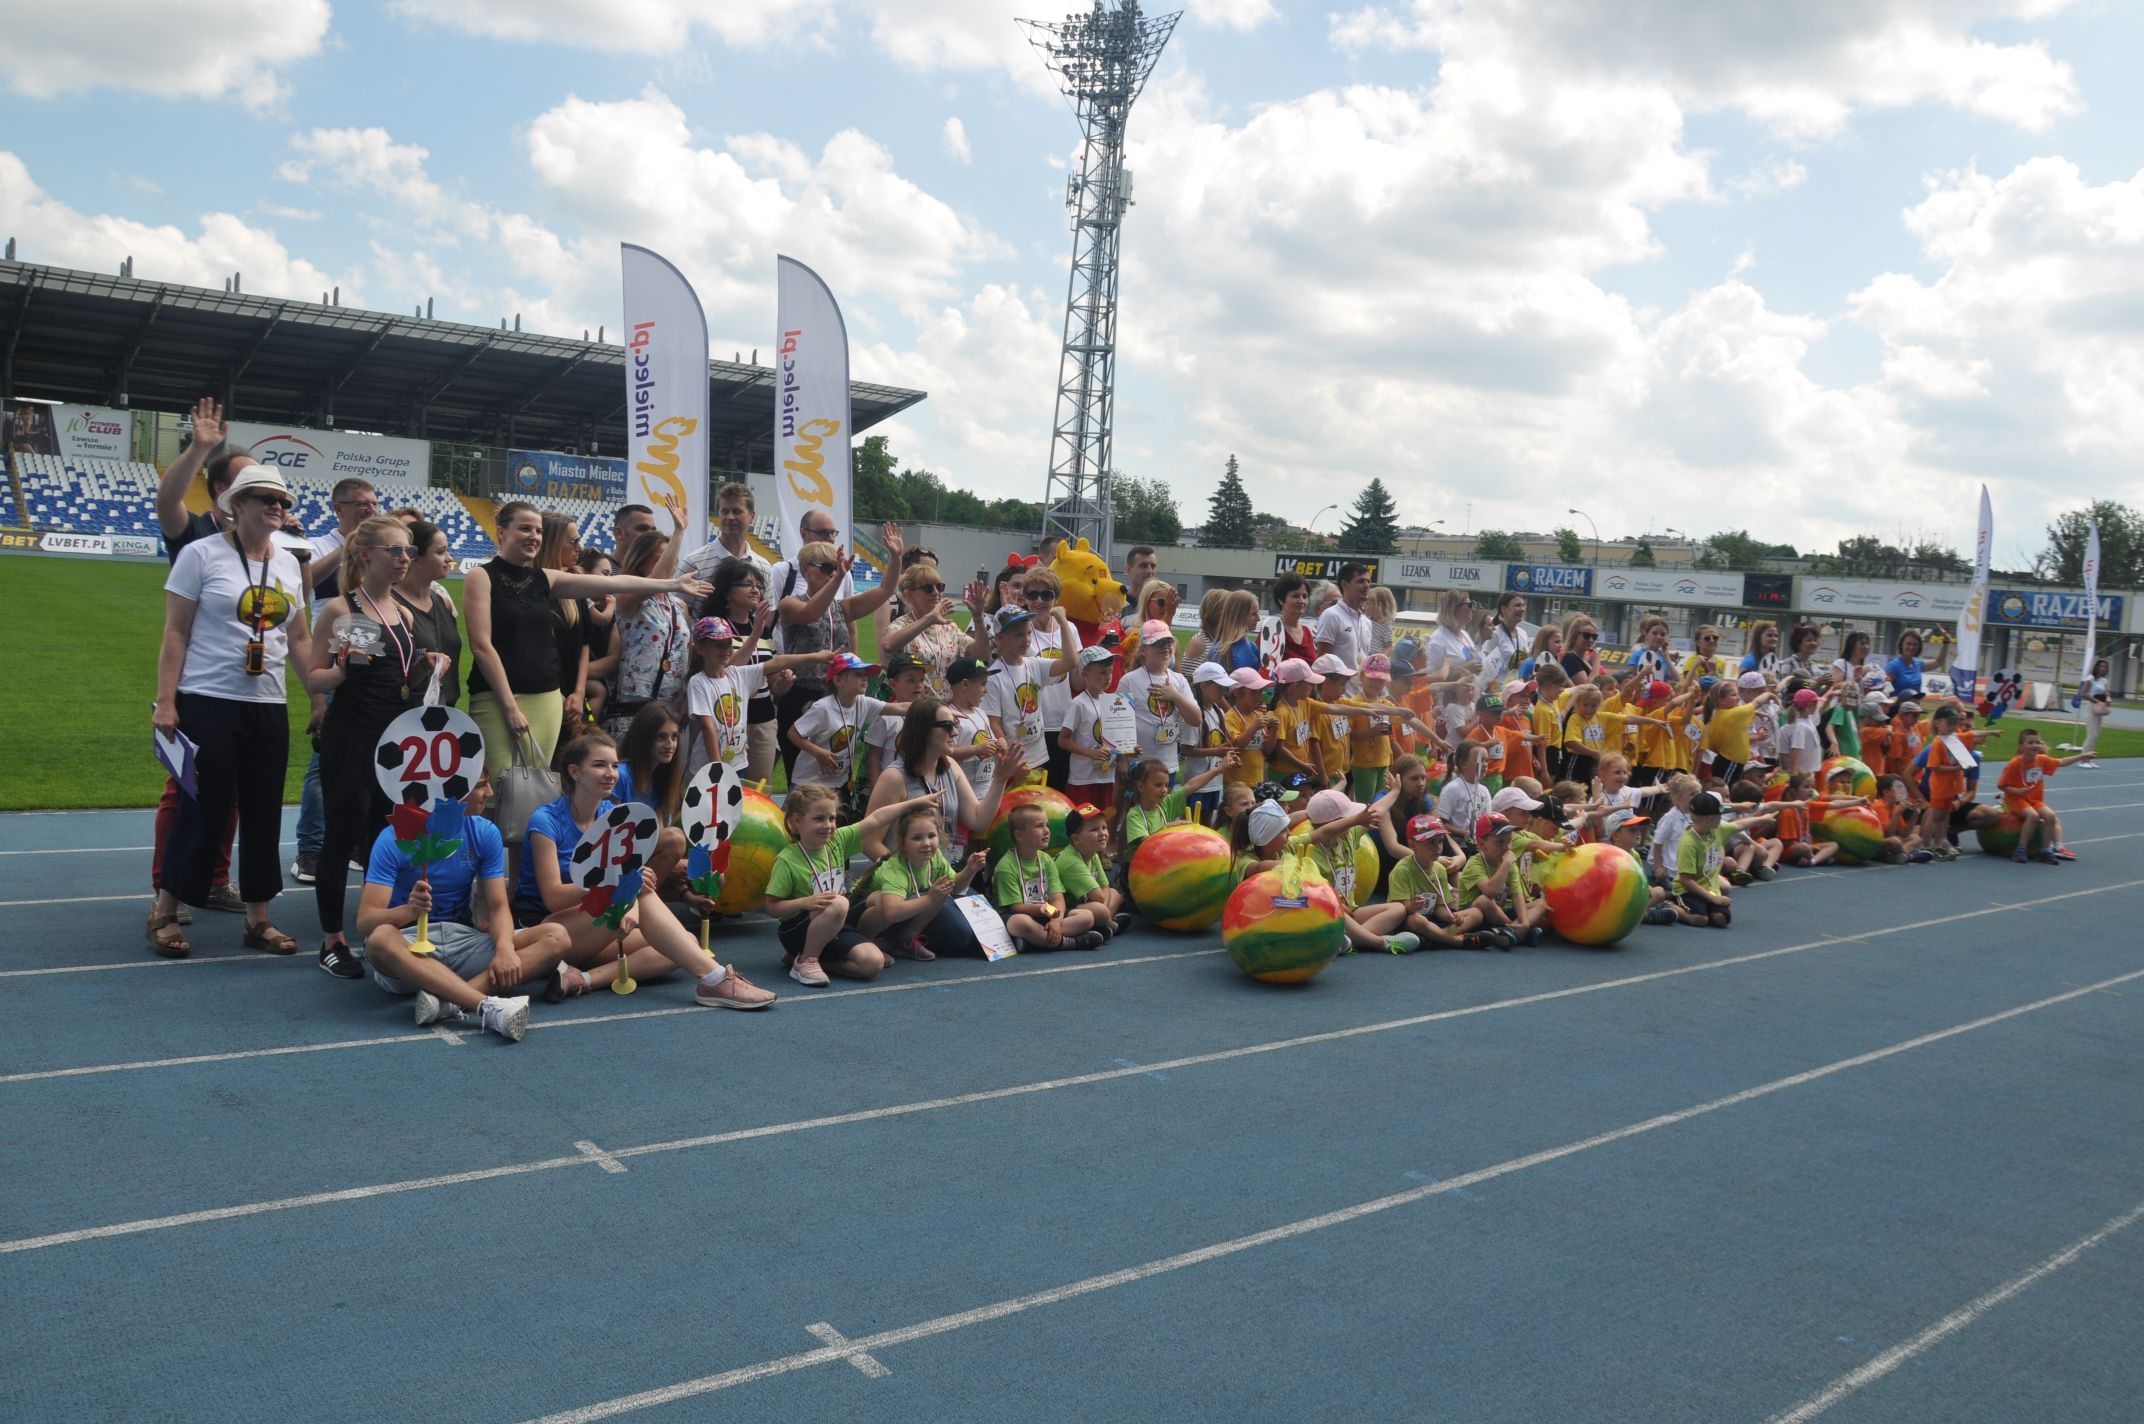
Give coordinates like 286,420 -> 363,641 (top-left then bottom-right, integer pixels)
139,399 -> 2111,1042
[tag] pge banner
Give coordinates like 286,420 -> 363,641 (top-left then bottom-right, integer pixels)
1595,569 -> 1743,606
510,449 -> 627,503
1797,578 -> 1968,618
773,255 -> 853,558
1504,563 -> 1593,597
6,400 -> 133,460
622,243 -> 711,548
1986,588 -> 2123,631
227,420 -> 429,488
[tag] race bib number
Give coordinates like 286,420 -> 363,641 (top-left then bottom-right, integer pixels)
811,865 -> 844,896
1333,860 -> 1356,899
1022,875 -> 1048,904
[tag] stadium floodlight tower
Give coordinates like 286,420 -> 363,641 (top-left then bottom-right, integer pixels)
1019,0 -> 1179,556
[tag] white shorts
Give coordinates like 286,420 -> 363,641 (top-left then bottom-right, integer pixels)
368,920 -> 494,996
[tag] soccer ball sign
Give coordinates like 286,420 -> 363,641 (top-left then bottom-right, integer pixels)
679,762 -> 744,855
569,800 -> 662,892
374,706 -> 485,807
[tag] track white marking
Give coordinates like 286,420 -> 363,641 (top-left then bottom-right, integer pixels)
0,1032 -> 429,1083
1761,1197 -> 2144,1424
3,881 -> 2134,1255
516,966 -> 2144,1423
804,1322 -> 891,1379
0,953 -> 289,979
574,1141 -> 628,1175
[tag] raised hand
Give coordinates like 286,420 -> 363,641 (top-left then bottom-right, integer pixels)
189,396 -> 227,449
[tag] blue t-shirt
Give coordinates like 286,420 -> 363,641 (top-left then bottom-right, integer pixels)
365,816 -> 507,923
612,764 -> 636,805
1885,655 -> 1925,696
517,796 -> 587,904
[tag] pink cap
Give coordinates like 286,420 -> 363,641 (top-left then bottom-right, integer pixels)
1503,679 -> 1532,702
1792,688 -> 1819,706
1361,653 -> 1392,680
1139,619 -> 1174,645
1305,787 -> 1365,825
1228,666 -> 1273,690
1274,658 -> 1323,685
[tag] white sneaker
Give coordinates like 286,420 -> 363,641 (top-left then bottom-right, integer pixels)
478,995 -> 530,1043
788,955 -> 831,987
413,991 -> 465,1028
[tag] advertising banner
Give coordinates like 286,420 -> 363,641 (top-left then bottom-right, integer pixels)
1986,588 -> 2123,631
1271,553 -> 1381,583
1797,578 -> 1968,618
622,243 -> 711,549
1504,563 -> 1593,597
1385,556 -> 1496,591
773,256 -> 853,558
509,449 -> 627,503
2080,520 -> 2102,683
227,420 -> 428,488
1594,568 -> 1743,606
6,400 -> 133,460
1951,485 -> 1993,706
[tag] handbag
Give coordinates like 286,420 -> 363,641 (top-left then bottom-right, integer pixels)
492,731 -> 560,849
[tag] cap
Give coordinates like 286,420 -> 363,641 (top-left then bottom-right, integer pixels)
1602,809 -> 1651,836
827,652 -> 880,677
993,607 -> 1034,634
947,656 -> 987,684
1387,660 -> 1416,681
216,463 -> 292,516
1860,669 -> 1887,688
1253,780 -> 1300,804
1791,688 -> 1819,707
1489,786 -> 1541,815
1393,638 -> 1424,666
1406,813 -> 1445,842
1689,791 -> 1724,817
1503,679 -> 1534,702
1897,700 -> 1922,715
1474,813 -> 1514,841
1140,619 -> 1174,645
1229,666 -> 1273,690
1531,795 -> 1568,827
1247,799 -> 1291,846
886,650 -> 928,675
1361,653 -> 1392,681
1311,653 -> 1357,678
690,616 -> 738,643
1641,679 -> 1673,705
1478,694 -> 1503,713
1192,662 -> 1233,687
1737,670 -> 1768,690
1305,787 -> 1364,825
1064,803 -> 1104,834
1077,645 -> 1117,669
1274,658 -> 1324,685
1697,675 -> 1720,690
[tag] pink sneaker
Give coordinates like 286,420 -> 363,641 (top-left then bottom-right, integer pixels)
696,969 -> 777,1010
788,955 -> 831,987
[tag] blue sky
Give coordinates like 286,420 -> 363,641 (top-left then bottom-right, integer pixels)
5,0 -> 2142,565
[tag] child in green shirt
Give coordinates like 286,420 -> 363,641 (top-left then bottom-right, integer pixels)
1456,813 -> 1552,944
855,803 -> 990,960
1057,803 -> 1128,938
1120,753 -> 1235,860
1392,812 -> 1508,949
764,785 -> 937,986
994,801 -> 1105,950
1291,787 -> 1419,955
1675,791 -> 1734,928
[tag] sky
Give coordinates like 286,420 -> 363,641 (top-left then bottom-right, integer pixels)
4,0 -> 2143,567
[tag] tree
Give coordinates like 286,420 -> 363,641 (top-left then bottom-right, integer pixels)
1111,472 -> 1181,545
851,434 -> 909,522
2039,501 -> 2144,588
1203,454 -> 1257,548
1553,526 -> 1584,563
1694,529 -> 1774,571
1629,536 -> 1656,568
1473,529 -> 1524,560
1337,478 -> 1401,554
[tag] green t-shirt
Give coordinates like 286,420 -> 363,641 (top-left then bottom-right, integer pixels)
1057,845 -> 1108,900
993,848 -> 1064,908
765,824 -> 862,908
1388,854 -> 1454,911
1826,705 -> 1861,758
865,851 -> 955,901
1676,825 -> 1732,896
1456,852 -> 1514,908
1123,789 -> 1190,848
1287,825 -> 1363,900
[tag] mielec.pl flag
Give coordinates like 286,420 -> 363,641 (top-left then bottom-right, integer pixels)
620,244 -> 709,550
1951,485 -> 1992,706
2078,518 -> 2102,704
773,256 -> 852,557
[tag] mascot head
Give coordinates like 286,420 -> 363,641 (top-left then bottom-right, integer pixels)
1049,537 -> 1126,627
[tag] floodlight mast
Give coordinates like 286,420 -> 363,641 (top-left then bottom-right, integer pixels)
1019,0 -> 1179,556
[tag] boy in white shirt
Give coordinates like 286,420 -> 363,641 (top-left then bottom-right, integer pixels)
985,606 -> 1066,773
1062,645 -> 1128,811
684,612 -> 828,775
945,656 -> 998,790
1117,619 -> 1200,778
790,653 -> 907,793
865,651 -> 928,785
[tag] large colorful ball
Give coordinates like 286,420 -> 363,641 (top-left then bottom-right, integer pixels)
713,787 -> 787,914
1345,831 -> 1380,911
1813,804 -> 1884,866
987,785 -> 1074,859
1819,755 -> 1877,800
1975,811 -> 2047,859
1222,872 -> 1346,984
1540,842 -> 1650,947
1128,824 -> 1234,931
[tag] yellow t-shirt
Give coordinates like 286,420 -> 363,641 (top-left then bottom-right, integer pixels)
1270,697 -> 1320,778
1560,697 -> 1631,756
1309,699 -> 1355,782
1702,700 -> 1763,764
1222,705 -> 1265,787
1343,695 -> 1397,771
1531,697 -> 1562,756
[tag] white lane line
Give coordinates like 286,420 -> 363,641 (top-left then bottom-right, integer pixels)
804,1322 -> 891,1379
1,894 -> 166,908
1761,1197 -> 2144,1424
517,965 -> 2144,1423
4,880 -> 2134,1255
0,1032 -> 431,1084
2062,800 -> 2144,814
574,1141 -> 628,1175
0,953 -> 291,979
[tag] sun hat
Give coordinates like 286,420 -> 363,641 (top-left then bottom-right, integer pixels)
215,463 -> 291,516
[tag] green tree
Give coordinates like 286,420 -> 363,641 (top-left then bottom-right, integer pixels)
851,434 -> 909,522
1337,478 -> 1401,554
1629,536 -> 1656,568
1203,454 -> 1257,548
1553,526 -> 1584,563
1472,529 -> 1524,560
1695,529 -> 1774,571
1111,472 -> 1182,545
2038,500 -> 2144,588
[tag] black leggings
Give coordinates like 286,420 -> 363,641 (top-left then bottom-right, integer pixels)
164,692 -> 290,906
776,680 -> 820,784
315,715 -> 396,937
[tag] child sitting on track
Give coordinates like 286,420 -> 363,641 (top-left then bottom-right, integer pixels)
1295,788 -> 1420,955
1392,813 -> 1510,950
1457,813 -> 1552,945
1058,804 -> 1131,936
995,801 -> 1107,951
856,804 -> 991,959
762,784 -> 934,986
1996,727 -> 2086,864
1675,791 -> 1735,928
1872,773 -> 1933,864
1120,753 -> 1235,860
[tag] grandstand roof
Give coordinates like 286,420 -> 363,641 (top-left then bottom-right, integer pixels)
0,261 -> 925,466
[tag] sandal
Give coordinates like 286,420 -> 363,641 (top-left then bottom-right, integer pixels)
242,920 -> 298,955
145,911 -> 191,959
543,962 -> 591,1003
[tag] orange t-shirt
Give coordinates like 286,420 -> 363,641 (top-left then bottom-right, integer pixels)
1999,753 -> 2060,810
1774,802 -> 1811,844
1924,735 -> 1969,808
1859,733 -> 1888,778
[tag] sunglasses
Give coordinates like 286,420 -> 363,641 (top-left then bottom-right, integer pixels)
1024,589 -> 1053,600
810,562 -> 839,575
933,720 -> 958,733
913,582 -> 945,594
249,494 -> 294,511
1578,631 -> 1598,640
379,546 -> 414,559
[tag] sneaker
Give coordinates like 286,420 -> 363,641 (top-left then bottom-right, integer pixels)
696,970 -> 777,1010
1337,940 -> 1357,956
205,883 -> 246,914
1909,849 -> 1934,864
412,991 -> 465,1029
2053,846 -> 2077,861
788,956 -> 831,987
2037,849 -> 2061,866
1877,848 -> 1905,865
1933,844 -> 1961,862
1523,925 -> 1545,946
478,995 -> 530,1043
1643,905 -> 1677,925
1383,933 -> 1421,955
1486,926 -> 1518,951
2012,848 -> 2029,864
1727,870 -> 1755,887
1752,864 -> 1778,882
1112,913 -> 1133,935
1072,930 -> 1107,950
318,940 -> 364,979
289,851 -> 318,885
889,937 -> 937,962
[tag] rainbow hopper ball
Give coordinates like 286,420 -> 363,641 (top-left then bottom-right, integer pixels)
1819,755 -> 1877,800
1128,824 -> 1234,931
1222,857 -> 1346,984
711,787 -> 787,914
1975,811 -> 2048,859
988,785 -> 1073,859
1539,842 -> 1649,947
1812,804 -> 1884,866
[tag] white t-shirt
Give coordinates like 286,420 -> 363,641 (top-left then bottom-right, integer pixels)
984,659 -> 1048,766
680,537 -> 769,592
1480,623 -> 1524,694
950,701 -> 996,791
1436,778 -> 1491,836
166,534 -> 308,703
1119,666 -> 1194,773
1063,689 -> 1120,789
790,692 -> 883,788
1775,717 -> 1822,776
1314,602 -> 1373,690
685,661 -> 766,774
1423,626 -> 1478,683
1028,621 -> 1080,732
866,706 -> 906,777
1652,806 -> 1690,881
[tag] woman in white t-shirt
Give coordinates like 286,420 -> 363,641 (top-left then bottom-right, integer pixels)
2080,657 -> 2112,760
1423,589 -> 1481,701
148,465 -> 315,958
1479,592 -> 1528,694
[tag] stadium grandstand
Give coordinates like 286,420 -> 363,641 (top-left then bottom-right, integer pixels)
0,259 -> 925,561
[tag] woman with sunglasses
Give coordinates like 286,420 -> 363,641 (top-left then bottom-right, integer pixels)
864,696 -> 1029,865
148,464 -> 316,959
1424,589 -> 1482,689
879,560 -> 987,702
300,517 -> 452,978
1558,613 -> 1602,681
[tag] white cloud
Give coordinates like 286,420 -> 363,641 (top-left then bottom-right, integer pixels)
388,0 -> 835,53
256,202 -> 325,222
943,117 -> 972,165
855,283 -> 1063,476
0,0 -> 327,111
1727,157 -> 1809,199
278,129 -> 487,238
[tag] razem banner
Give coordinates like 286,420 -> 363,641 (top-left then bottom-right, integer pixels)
1504,562 -> 1593,597
6,400 -> 133,459
1951,485 -> 1993,706
509,449 -> 627,503
621,243 -> 710,549
773,255 -> 852,558
227,420 -> 428,488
